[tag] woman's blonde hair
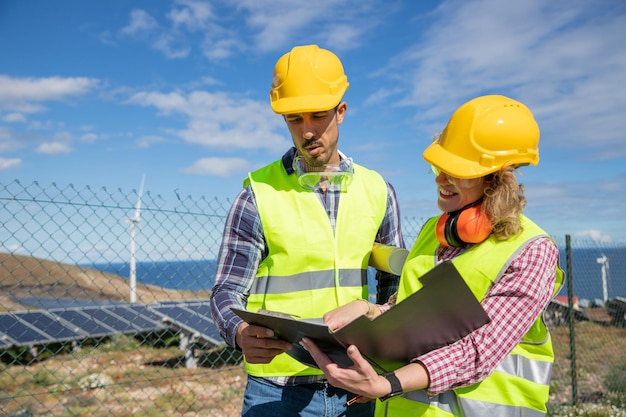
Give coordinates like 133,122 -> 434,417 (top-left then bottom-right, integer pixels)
482,166 -> 526,240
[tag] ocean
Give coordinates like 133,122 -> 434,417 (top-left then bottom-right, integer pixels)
84,248 -> 626,302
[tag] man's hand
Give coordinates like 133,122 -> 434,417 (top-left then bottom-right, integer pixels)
235,322 -> 293,364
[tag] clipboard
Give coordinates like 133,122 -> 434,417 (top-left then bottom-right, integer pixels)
232,261 -> 491,372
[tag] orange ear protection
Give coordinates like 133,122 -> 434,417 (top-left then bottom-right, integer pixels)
436,200 -> 492,247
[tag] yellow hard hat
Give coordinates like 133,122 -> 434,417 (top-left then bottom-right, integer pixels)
423,95 -> 540,179
269,45 -> 349,114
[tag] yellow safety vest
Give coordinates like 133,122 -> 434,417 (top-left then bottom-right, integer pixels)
245,158 -> 388,377
378,215 -> 564,417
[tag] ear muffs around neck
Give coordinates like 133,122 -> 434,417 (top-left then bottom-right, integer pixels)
436,201 -> 492,247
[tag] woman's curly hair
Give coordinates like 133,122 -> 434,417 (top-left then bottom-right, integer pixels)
482,166 -> 526,240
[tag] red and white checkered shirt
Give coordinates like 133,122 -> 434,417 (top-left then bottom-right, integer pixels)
380,237 -> 559,396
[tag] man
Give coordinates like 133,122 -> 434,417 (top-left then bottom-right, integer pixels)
209,44 -> 404,417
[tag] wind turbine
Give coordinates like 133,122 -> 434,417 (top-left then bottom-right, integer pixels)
126,175 -> 145,303
596,252 -> 610,304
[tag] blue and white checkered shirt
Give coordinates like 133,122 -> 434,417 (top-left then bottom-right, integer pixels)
209,147 -> 404,385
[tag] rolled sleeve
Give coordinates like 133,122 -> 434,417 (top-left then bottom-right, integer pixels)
209,187 -> 264,348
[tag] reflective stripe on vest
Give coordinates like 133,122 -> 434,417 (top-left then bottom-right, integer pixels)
251,269 -> 364,294
458,397 -> 548,417
495,352 -> 553,387
457,369 -> 551,417
386,215 -> 563,416
245,159 -> 388,377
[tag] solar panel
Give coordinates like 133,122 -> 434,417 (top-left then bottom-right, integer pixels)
0,312 -> 60,345
180,303 -> 222,342
1,298 -> 223,351
128,304 -> 166,323
13,297 -> 126,310
152,305 -> 198,325
52,310 -> 118,338
14,311 -> 86,341
185,303 -> 212,319
102,305 -> 164,332
155,298 -> 210,308
74,308 -> 139,334
153,300 -> 189,306
0,331 -> 15,348
150,304 -> 223,346
0,298 -> 224,353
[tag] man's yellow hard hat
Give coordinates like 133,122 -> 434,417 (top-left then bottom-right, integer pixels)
269,45 -> 349,114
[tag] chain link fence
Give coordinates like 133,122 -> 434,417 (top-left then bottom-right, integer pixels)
1,179 -> 624,416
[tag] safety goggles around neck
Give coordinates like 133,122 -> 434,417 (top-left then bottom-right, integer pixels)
293,156 -> 354,191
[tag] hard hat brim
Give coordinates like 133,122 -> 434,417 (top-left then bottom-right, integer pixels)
270,95 -> 342,114
423,142 -> 494,179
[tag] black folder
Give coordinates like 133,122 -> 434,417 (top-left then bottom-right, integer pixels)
232,261 -> 491,373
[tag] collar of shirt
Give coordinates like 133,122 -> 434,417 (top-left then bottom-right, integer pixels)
437,244 -> 466,262
281,147 -> 350,176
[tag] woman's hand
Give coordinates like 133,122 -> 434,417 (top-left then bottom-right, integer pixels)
323,300 -> 379,332
299,338 -> 390,400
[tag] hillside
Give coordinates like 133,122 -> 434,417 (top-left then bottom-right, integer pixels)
0,253 -> 211,312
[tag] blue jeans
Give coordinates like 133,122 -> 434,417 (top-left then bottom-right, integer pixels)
242,375 -> 374,417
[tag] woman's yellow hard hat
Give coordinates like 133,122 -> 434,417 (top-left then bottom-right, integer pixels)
423,95 -> 540,179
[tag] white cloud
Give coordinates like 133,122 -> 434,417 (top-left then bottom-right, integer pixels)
0,127 -> 21,152
382,0 -> 626,158
0,75 -> 99,110
199,76 -> 222,86
0,243 -> 27,255
527,177 -> 624,216
127,89 -> 289,151
119,9 -> 191,58
0,157 -> 21,170
116,0 -> 387,62
364,88 -> 396,106
126,90 -> 188,114
181,157 -> 250,176
120,9 -> 159,36
574,230 -> 613,243
36,142 -> 72,154
54,131 -> 73,142
237,0 -> 385,52
0,127 -> 41,153
29,120 -> 65,130
152,33 -> 191,59
168,0 -> 214,30
6,103 -> 45,114
522,174 -> 626,240
98,31 -> 116,46
135,135 -> 169,148
2,112 -> 26,123
0,126 -> 10,140
201,37 -> 243,60
118,3 -> 236,60
80,133 -> 98,143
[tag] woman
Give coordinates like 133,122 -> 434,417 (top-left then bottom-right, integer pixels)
301,95 -> 564,417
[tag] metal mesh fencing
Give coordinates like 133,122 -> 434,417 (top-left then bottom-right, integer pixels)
1,179 -> 625,416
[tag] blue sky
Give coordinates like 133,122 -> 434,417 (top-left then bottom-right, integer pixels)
1,0 -> 625,243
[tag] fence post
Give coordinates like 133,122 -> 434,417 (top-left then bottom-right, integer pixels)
565,234 -> 578,405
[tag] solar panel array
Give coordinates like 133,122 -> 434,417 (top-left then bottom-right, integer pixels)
0,310 -> 85,346
150,302 -> 222,347
0,298 -> 224,353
